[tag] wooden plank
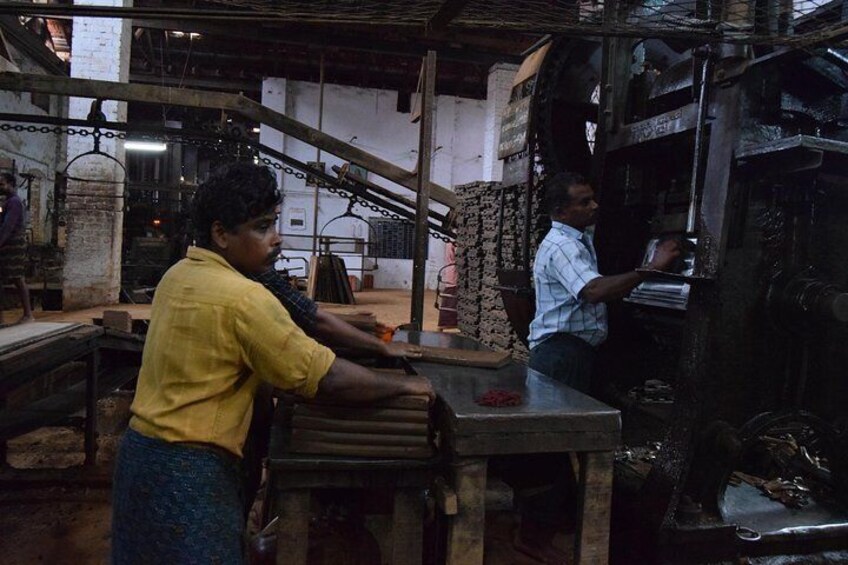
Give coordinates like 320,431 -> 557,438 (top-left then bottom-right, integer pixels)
0,327 -> 102,393
334,255 -> 356,305
39,303 -> 153,324
289,438 -> 433,459
276,489 -> 310,565
0,73 -> 457,208
0,322 -> 81,356
293,404 -> 429,423
418,345 -> 511,369
410,50 -> 437,329
102,310 -> 132,333
428,0 -> 474,31
291,428 -> 430,447
332,312 -> 377,332
575,451 -> 614,565
392,488 -> 425,565
433,476 -> 458,515
291,415 -> 429,436
448,431 -> 621,456
445,458 -> 487,565
286,393 -> 429,411
246,99 -> 456,208
306,256 -> 318,300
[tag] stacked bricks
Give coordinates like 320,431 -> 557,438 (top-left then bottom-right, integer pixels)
454,181 -> 546,362
454,182 -> 486,340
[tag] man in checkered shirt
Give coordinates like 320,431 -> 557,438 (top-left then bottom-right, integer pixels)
527,171 -> 680,393
511,173 -> 680,562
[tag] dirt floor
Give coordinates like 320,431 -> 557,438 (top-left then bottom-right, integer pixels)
1,290 -> 576,564
1,408 -> 571,565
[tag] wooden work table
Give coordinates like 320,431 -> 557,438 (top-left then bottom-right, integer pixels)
0,322 -> 103,464
395,330 -> 621,565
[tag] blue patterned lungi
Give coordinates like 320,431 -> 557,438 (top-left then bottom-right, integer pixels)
111,428 -> 245,565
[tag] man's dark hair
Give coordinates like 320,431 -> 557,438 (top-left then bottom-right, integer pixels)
1,172 -> 16,186
191,162 -> 281,247
543,172 -> 589,215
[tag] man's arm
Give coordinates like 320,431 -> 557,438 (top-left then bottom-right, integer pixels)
579,239 -> 681,304
254,268 -> 421,358
312,309 -> 421,359
316,357 -> 435,404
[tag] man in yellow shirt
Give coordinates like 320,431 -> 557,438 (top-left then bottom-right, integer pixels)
111,163 -> 434,564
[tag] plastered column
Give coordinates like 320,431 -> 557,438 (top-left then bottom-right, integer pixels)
63,0 -> 132,309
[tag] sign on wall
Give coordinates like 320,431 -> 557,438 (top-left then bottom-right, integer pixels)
498,96 -> 532,159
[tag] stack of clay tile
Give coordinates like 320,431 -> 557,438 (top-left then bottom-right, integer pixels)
284,372 -> 434,459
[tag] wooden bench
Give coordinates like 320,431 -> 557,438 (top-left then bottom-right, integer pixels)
266,403 -> 438,565
397,330 -> 621,565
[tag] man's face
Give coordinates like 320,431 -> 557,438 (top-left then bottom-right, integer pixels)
557,183 -> 598,231
213,205 -> 282,275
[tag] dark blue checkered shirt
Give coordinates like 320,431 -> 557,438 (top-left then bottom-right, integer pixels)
250,268 -> 319,332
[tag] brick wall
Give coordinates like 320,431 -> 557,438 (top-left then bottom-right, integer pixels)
63,0 -> 132,309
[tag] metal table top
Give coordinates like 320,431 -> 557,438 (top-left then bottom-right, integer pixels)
395,330 -> 620,455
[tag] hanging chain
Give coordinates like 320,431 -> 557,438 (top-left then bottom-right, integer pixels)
0,121 -> 454,242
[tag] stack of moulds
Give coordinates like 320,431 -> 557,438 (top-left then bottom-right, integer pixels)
454,181 -> 491,339
454,180 -> 533,361
283,377 -> 434,459
310,254 -> 356,304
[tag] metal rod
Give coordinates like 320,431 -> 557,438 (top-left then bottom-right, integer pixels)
311,52 -> 326,256
410,50 -> 437,329
686,47 -> 714,234
0,112 -> 455,238
331,164 -> 450,224
0,72 -> 457,208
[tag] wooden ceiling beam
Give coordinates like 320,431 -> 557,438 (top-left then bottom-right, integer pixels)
129,73 -> 261,93
0,16 -> 67,75
132,19 -> 523,65
0,72 -> 457,209
428,0 -> 474,32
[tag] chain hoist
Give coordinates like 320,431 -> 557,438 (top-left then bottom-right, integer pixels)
0,121 -> 454,243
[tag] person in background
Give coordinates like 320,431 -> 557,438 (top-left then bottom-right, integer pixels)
0,172 -> 33,326
528,171 -> 680,390
111,163 -> 434,564
509,171 -> 680,563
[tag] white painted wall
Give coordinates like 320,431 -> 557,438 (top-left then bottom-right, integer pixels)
483,63 -> 519,183
262,78 -> 488,289
0,39 -> 67,246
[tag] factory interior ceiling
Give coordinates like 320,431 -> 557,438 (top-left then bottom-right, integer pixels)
1,0 -> 846,123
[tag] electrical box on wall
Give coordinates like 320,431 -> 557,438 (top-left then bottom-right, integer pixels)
288,208 -> 306,231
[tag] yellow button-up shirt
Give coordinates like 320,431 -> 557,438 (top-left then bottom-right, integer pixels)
130,246 -> 335,457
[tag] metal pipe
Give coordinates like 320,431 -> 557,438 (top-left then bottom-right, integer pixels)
0,112 -> 455,238
311,52 -> 325,256
686,47 -> 714,234
410,50 -> 437,329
